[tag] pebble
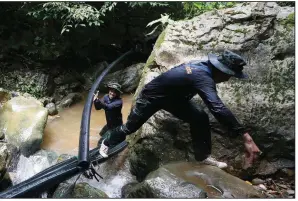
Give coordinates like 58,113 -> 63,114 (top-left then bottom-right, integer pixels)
264,192 -> 275,198
258,184 -> 267,191
286,190 -> 294,195
252,178 -> 265,185
267,190 -> 278,194
277,184 -> 288,189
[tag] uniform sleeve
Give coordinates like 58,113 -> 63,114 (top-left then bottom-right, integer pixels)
94,97 -> 104,110
194,73 -> 246,137
104,99 -> 123,110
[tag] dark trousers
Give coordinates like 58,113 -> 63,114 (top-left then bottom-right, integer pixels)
99,125 -> 109,136
104,97 -> 211,161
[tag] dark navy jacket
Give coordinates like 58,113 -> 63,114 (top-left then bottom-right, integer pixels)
94,94 -> 123,129
141,60 -> 246,136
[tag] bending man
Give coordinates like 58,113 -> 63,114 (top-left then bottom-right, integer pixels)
99,50 -> 260,169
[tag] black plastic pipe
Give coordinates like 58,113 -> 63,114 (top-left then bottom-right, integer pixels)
0,141 -> 127,198
78,49 -> 133,168
0,166 -> 81,198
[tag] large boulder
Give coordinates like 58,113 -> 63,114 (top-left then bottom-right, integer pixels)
0,96 -> 48,156
57,93 -> 83,109
99,63 -> 145,93
123,162 -> 264,198
127,2 -> 294,180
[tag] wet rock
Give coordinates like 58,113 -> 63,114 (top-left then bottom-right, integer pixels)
0,96 -> 48,157
125,162 -> 264,198
286,189 -> 294,195
252,178 -> 265,185
99,63 -> 145,93
45,103 -> 58,116
128,113 -> 190,181
121,182 -> 139,198
53,182 -> 108,198
258,184 -> 267,191
39,97 -> 55,106
256,159 -> 295,176
58,93 -> 83,108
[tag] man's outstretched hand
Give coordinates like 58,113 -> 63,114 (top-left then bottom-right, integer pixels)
242,133 -> 261,169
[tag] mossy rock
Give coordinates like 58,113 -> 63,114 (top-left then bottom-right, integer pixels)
53,182 -> 109,198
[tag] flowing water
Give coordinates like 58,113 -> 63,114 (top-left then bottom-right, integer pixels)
11,94 -> 136,198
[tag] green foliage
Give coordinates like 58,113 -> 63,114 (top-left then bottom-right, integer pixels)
26,2 -> 171,35
182,2 -> 236,19
27,2 -> 105,34
276,1 -> 295,7
145,2 -> 237,36
126,2 -> 169,8
280,12 -> 295,28
146,14 -> 174,36
26,2 -> 237,36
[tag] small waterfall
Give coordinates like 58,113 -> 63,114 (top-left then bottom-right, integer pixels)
9,150 -> 58,185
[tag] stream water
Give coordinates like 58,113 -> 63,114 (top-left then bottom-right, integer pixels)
11,94 -> 136,198
41,94 -> 133,155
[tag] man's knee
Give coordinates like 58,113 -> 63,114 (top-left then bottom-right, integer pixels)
104,127 -> 126,146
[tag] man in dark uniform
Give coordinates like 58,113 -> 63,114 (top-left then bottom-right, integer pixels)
99,50 -> 260,169
93,82 -> 123,138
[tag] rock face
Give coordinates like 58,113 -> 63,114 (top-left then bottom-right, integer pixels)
0,96 -> 48,156
0,143 -> 12,191
57,93 -> 83,109
98,63 -> 145,93
124,162 -> 264,198
127,2 -> 294,180
1,69 -> 54,98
